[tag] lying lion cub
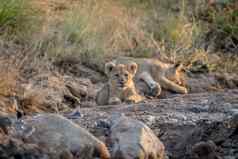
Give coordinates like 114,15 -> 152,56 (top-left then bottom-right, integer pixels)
96,62 -> 144,105
112,56 -> 188,97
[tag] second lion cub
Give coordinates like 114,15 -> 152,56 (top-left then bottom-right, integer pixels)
113,56 -> 188,97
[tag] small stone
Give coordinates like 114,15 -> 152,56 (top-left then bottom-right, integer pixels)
0,116 -> 12,134
95,119 -> 111,129
229,113 -> 238,128
191,140 -> 221,159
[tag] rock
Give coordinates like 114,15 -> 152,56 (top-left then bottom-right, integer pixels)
64,75 -> 93,99
0,116 -> 12,134
21,74 -> 76,113
55,57 -> 106,83
186,73 -> 238,93
215,73 -> 238,89
109,115 -> 165,159
17,114 -> 110,159
63,107 -> 82,119
64,75 -> 100,104
191,141 -> 221,159
189,60 -> 210,74
66,83 -> 88,98
186,74 -> 220,93
229,113 -> 238,128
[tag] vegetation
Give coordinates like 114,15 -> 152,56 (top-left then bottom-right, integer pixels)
199,0 -> 238,53
0,0 -> 40,40
0,0 -> 237,73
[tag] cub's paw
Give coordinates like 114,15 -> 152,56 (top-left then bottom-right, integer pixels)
181,87 -> 188,94
125,98 -> 137,104
109,97 -> 121,105
125,95 -> 143,104
148,83 -> 161,97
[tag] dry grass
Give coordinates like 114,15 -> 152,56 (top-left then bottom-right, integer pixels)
0,54 -> 69,114
0,55 -> 22,114
0,40 -> 55,114
48,0 -> 206,65
38,0 -> 160,60
0,0 -> 237,73
0,57 -> 20,97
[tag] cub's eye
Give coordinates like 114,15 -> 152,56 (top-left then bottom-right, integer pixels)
124,73 -> 128,77
114,74 -> 119,77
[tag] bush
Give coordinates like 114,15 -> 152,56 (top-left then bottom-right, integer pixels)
198,0 -> 238,53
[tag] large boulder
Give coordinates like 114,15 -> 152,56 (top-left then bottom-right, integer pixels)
15,114 -> 110,159
109,115 -> 165,159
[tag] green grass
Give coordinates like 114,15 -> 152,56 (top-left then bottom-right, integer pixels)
212,6 -> 238,36
0,0 -> 25,26
196,0 -> 238,53
0,0 -> 40,39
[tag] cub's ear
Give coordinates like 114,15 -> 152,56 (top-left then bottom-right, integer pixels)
127,62 -> 138,75
105,62 -> 116,75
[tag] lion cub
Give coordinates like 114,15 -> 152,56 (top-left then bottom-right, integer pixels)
113,56 -> 188,97
96,62 -> 143,105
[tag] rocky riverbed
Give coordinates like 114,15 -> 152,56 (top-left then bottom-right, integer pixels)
0,62 -> 238,159
78,89 -> 238,159
1,89 -> 237,159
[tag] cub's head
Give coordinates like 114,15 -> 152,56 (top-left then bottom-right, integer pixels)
105,62 -> 137,89
166,63 -> 186,86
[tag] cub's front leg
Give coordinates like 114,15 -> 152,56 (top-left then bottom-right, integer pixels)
124,88 -> 144,104
108,85 -> 123,105
159,76 -> 188,94
138,72 -> 161,97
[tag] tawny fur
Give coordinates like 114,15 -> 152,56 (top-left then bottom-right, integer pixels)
96,62 -> 143,105
112,56 -> 188,96
96,142 -> 111,159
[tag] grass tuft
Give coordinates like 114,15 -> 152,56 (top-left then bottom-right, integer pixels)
0,0 -> 40,41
